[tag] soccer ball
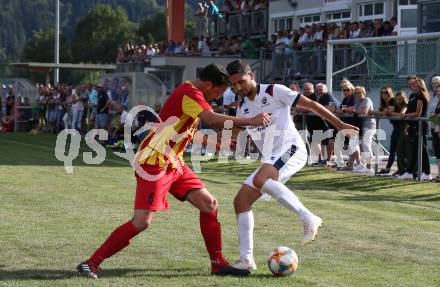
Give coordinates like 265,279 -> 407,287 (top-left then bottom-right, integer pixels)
267,246 -> 298,276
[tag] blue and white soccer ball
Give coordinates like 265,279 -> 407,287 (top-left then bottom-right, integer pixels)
267,246 -> 298,276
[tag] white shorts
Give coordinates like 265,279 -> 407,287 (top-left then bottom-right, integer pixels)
244,144 -> 307,190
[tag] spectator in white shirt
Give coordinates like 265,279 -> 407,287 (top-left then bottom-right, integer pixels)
221,87 -> 239,115
349,22 -> 361,38
390,16 -> 400,36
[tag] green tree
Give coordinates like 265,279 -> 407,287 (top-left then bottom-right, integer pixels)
71,4 -> 136,63
21,28 -> 71,63
185,20 -> 197,40
137,12 -> 167,44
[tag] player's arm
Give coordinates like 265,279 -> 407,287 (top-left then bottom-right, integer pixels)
295,95 -> 359,136
198,110 -> 270,129
192,127 -> 242,151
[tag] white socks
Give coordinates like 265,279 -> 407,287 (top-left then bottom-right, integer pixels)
260,179 -> 314,221
237,210 -> 254,262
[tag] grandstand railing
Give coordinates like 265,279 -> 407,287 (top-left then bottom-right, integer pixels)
195,9 -> 268,38
269,33 -> 440,88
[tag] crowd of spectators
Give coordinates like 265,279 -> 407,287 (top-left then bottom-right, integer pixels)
282,76 -> 440,183
271,16 -> 400,55
116,0 -> 400,64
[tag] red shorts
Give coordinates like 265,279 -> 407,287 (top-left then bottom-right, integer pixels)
134,163 -> 205,211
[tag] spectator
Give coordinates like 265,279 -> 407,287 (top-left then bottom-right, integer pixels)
241,36 -> 257,58
111,103 -> 135,143
430,76 -> 440,182
301,82 -> 328,164
349,22 -> 361,39
95,89 -> 111,131
390,16 -> 400,36
221,0 -> 235,14
207,1 -> 221,17
221,87 -> 239,116
372,86 -> 399,176
197,36 -> 211,55
337,80 -> 357,170
339,22 -> 350,39
116,48 -> 125,63
383,21 -> 393,36
314,25 -> 325,45
351,86 -> 376,174
359,22 -> 369,38
288,80 -> 300,92
88,85 -> 98,128
327,23 -> 340,40
230,36 -> 242,54
1,96 -> 15,132
316,83 -> 337,164
373,20 -> 384,37
146,44 -> 156,56
194,2 -> 207,16
393,91 -> 409,177
174,42 -> 185,54
400,75 -> 431,181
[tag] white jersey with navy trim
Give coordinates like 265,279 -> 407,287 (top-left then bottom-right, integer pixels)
237,83 -> 307,165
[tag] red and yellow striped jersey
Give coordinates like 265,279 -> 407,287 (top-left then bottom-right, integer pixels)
135,81 -> 212,167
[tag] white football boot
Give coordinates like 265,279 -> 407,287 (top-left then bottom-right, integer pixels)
232,257 -> 257,271
301,215 -> 323,245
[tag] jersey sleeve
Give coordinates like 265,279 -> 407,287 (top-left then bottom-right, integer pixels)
182,90 -> 212,119
274,84 -> 300,107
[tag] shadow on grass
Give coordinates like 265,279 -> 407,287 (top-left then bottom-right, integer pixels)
292,171 -> 422,193
0,267 -> 203,281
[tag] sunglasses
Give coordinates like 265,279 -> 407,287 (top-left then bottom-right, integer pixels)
380,91 -> 387,94
343,88 -> 350,92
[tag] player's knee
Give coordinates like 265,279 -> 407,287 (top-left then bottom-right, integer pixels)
252,177 -> 267,190
234,193 -> 250,213
202,197 -> 218,213
132,213 -> 153,231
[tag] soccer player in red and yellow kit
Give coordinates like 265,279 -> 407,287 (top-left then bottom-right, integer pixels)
77,64 -> 270,279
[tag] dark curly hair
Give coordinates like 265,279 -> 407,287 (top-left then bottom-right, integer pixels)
226,59 -> 252,76
199,63 -> 229,87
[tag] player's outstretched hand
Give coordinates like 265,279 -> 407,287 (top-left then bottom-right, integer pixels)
251,113 -> 271,126
339,123 -> 359,138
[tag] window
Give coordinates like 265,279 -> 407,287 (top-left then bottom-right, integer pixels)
401,9 -> 417,28
359,2 -> 385,21
299,14 -> 321,27
419,1 -> 440,33
273,17 -> 293,32
326,11 -> 351,23
399,0 -> 417,5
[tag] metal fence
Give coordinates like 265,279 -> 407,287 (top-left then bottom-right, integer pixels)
195,9 -> 267,38
268,34 -> 440,91
326,32 -> 440,94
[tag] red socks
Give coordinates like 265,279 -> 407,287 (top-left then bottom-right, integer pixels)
87,212 -> 226,272
88,221 -> 139,267
199,210 -> 228,271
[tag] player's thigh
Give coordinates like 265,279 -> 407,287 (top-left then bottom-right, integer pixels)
278,149 -> 308,184
170,164 -> 215,213
234,184 -> 262,214
135,165 -> 174,211
186,188 -> 218,213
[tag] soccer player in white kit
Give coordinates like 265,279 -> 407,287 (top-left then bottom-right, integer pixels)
225,60 -> 359,272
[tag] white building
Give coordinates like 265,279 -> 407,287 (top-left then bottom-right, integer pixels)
269,0 -> 419,36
